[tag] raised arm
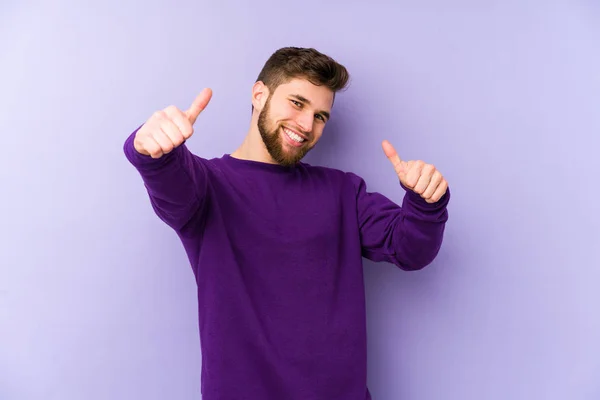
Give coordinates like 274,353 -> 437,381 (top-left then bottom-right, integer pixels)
123,88 -> 213,231
353,140 -> 450,270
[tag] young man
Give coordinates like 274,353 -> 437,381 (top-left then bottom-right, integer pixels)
124,47 -> 450,400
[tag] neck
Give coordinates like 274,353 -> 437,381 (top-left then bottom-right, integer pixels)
231,114 -> 277,164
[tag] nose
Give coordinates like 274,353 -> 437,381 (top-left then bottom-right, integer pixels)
296,111 -> 314,134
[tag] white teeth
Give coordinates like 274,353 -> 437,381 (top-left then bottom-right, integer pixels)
284,128 -> 305,143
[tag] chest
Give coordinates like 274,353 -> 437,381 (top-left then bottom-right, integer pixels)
212,171 -> 355,250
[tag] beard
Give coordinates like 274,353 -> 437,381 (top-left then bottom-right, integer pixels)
257,96 -> 313,167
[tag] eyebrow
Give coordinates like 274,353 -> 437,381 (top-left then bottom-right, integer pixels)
290,94 -> 330,120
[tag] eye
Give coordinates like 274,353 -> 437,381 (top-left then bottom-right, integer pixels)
315,114 -> 325,122
291,100 -> 302,107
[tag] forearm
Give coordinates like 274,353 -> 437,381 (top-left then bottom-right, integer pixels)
354,172 -> 450,270
123,127 -> 209,231
390,188 -> 449,270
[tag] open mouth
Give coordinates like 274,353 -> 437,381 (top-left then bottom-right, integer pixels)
282,127 -> 307,147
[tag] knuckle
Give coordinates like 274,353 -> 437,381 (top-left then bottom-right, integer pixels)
152,110 -> 167,122
140,132 -> 154,143
146,141 -> 158,152
163,105 -> 178,113
149,148 -> 161,158
176,135 -> 187,145
145,127 -> 159,140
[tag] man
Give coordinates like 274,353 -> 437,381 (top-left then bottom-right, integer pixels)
124,47 -> 450,400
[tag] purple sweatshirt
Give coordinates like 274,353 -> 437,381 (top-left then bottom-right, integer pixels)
123,128 -> 449,400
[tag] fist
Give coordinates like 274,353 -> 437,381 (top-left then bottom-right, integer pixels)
382,140 -> 448,204
134,88 -> 212,158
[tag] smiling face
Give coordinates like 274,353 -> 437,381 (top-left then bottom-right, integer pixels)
256,78 -> 334,166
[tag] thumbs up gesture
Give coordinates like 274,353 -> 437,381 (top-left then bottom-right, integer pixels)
134,88 -> 213,158
382,140 -> 448,204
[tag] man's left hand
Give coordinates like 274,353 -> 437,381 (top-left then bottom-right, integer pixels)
382,140 -> 448,204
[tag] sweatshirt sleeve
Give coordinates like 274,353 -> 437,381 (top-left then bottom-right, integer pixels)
123,126 -> 210,232
349,172 -> 450,271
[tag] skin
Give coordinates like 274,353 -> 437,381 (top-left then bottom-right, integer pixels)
133,79 -> 448,203
231,78 -> 333,166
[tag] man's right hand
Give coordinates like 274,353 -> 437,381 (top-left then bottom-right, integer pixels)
134,88 -> 213,158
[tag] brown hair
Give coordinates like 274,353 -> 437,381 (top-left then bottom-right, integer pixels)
256,47 -> 350,96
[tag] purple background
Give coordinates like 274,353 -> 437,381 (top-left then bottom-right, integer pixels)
1,1 -> 599,399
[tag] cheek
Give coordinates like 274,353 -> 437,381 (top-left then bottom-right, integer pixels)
275,110 -> 296,125
311,129 -> 324,143
285,109 -> 302,122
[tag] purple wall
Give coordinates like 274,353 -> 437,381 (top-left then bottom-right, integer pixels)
1,1 -> 599,399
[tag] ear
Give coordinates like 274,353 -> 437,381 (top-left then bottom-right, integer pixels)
252,81 -> 269,112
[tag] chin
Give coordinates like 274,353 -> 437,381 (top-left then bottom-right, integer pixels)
260,123 -> 312,166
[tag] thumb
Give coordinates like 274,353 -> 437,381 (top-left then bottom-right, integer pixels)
185,88 -> 213,125
382,140 -> 407,178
